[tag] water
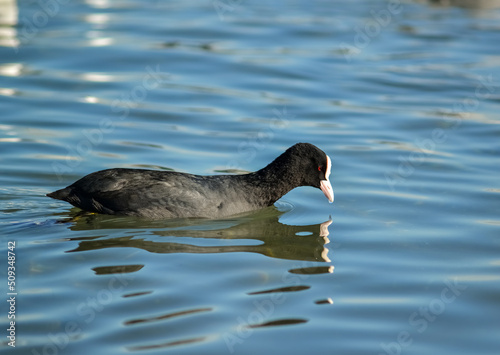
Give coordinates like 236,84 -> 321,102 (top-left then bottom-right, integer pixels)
1,0 -> 499,354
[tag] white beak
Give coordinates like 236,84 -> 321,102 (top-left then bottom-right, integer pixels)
320,155 -> 334,203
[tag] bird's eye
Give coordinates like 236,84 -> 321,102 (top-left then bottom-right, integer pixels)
318,166 -> 322,172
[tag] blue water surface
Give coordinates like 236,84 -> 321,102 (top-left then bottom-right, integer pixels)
1,0 -> 499,354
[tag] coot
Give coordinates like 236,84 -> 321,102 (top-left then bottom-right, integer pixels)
47,143 -> 333,219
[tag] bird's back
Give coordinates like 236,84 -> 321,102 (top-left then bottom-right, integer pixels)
47,168 -> 259,218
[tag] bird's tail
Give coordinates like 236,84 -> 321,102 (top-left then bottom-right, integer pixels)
46,187 -> 71,201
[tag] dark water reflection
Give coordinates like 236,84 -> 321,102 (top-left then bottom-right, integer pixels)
40,208 -> 337,353
92,264 -> 144,275
416,0 -> 500,8
62,207 -> 333,262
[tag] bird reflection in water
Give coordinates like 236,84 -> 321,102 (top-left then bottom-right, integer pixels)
64,207 -> 334,263
60,207 -> 336,349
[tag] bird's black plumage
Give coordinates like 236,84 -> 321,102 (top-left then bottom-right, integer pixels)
47,143 -> 333,219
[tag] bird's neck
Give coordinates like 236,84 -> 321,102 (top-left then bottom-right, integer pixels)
243,153 -> 304,207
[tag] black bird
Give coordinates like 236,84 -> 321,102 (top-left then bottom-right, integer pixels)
47,143 -> 333,219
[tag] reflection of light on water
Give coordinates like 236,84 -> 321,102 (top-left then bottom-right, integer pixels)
85,0 -> 113,9
0,63 -> 22,76
339,297 -> 409,305
82,1 -> 113,47
33,154 -> 79,161
82,96 -> 100,104
476,219 -> 500,226
80,72 -> 115,82
0,0 -> 16,24
0,137 -> 21,143
455,274 -> 500,282
85,36 -> 114,47
0,0 -> 19,48
84,13 -> 111,25
0,88 -> 15,96
370,190 -> 429,201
